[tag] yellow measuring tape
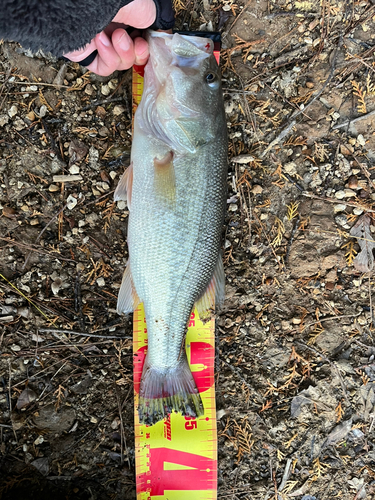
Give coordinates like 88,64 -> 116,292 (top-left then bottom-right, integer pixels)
132,59 -> 218,499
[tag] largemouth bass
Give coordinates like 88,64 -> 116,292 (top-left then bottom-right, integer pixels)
114,31 -> 228,425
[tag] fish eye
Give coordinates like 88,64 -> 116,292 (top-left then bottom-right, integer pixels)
205,72 -> 218,86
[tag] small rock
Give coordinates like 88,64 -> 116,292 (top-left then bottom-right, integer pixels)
347,175 -> 358,189
252,185 -> 263,194
69,165 -> 80,174
284,161 -> 297,175
333,204 -> 346,213
99,126 -> 110,137
8,105 -> 18,118
340,144 -> 353,155
26,111 -> 35,122
49,184 -> 59,192
343,188 -> 356,198
101,84 -> 111,96
0,114 -> 9,126
357,134 -> 366,147
30,458 -> 49,476
353,208 -> 363,215
95,106 -> 106,119
32,334 -> 44,342
335,214 -> 350,229
113,105 -> 125,116
84,84 -> 94,96
66,194 -> 78,210
334,190 -> 346,199
39,105 -> 48,118
13,118 -> 26,131
51,278 -> 63,295
33,404 -> 76,432
306,81 -> 314,89
34,436 -> 44,446
10,344 -> 21,352
111,417 -> 121,429
97,277 -> 105,287
117,200 -> 126,210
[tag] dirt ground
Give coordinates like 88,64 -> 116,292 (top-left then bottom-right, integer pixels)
1,0 -> 375,499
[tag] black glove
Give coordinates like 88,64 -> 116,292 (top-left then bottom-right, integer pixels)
1,0 -> 174,58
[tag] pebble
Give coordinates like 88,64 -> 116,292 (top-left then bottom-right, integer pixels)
34,436 -> 44,446
353,208 -> 363,215
284,161 -> 297,175
334,190 -> 346,199
69,165 -> 80,175
0,114 -> 9,127
343,188 -> 356,198
335,214 -> 350,229
252,185 -> 263,194
334,204 -> 346,213
84,84 -> 94,96
292,318 -> 301,324
357,134 -> 366,147
10,344 -> 21,351
49,184 -> 59,192
108,79 -> 118,90
8,105 -> 18,118
113,105 -> 125,116
101,84 -> 111,96
66,194 -> 78,210
51,279 -> 62,295
117,200 -> 126,210
99,126 -> 110,137
97,277 -> 105,287
347,175 -> 358,189
306,81 -> 314,89
30,219 -> 39,225
39,105 -> 47,118
26,111 -> 35,122
228,204 -> 238,212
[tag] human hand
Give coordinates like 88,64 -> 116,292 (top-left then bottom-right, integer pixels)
63,0 -> 156,76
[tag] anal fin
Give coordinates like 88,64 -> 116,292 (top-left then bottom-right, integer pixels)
117,262 -> 140,314
195,253 -> 225,321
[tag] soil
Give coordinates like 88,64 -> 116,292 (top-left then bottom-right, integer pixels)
1,1 -> 375,499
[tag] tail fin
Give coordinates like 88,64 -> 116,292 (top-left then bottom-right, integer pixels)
138,354 -> 204,425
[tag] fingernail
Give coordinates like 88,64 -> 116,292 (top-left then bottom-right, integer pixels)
99,32 -> 111,47
119,32 -> 130,51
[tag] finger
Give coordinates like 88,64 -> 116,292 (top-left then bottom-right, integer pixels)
134,37 -> 149,66
63,39 -> 97,62
113,0 -> 156,29
111,29 -> 136,70
87,31 -> 122,76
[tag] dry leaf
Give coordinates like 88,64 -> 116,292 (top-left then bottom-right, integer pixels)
16,387 -> 37,409
69,139 -> 88,167
350,214 -> 375,272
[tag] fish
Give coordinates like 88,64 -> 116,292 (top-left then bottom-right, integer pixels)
114,30 -> 228,425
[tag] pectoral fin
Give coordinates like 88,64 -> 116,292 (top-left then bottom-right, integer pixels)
195,254 -> 225,321
114,162 -> 133,210
153,152 -> 175,206
117,262 -> 140,314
